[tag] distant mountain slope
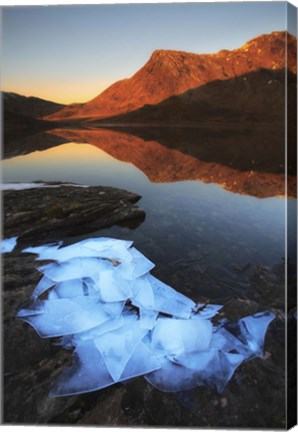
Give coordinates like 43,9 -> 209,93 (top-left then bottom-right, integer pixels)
3,92 -> 66,118
2,92 -> 66,142
97,68 -> 295,124
46,31 -> 296,120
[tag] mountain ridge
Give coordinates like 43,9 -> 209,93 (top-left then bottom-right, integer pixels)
45,31 -> 296,121
3,92 -> 66,118
2,92 -> 66,142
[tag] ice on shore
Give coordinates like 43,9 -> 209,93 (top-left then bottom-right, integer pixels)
1,236 -> 18,254
2,182 -> 89,191
18,237 -> 275,397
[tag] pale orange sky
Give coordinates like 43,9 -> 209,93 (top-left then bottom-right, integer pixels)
2,78 -> 113,105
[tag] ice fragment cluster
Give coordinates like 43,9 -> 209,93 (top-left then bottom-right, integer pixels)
18,237 -> 274,397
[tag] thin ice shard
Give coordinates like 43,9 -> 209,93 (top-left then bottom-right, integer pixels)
18,236 -> 275,398
32,275 -> 55,300
93,319 -> 148,381
139,308 -> 159,330
148,275 -> 195,318
1,237 -> 18,254
19,298 -> 111,338
39,258 -> 111,283
50,339 -> 115,397
192,304 -> 223,320
151,318 -> 212,356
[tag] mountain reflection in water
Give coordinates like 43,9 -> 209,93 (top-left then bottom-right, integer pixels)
2,126 -> 293,304
47,127 -> 294,198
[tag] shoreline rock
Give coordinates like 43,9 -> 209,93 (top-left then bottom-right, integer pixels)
3,182 -> 145,242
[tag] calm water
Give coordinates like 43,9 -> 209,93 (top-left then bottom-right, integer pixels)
2,132 -> 293,305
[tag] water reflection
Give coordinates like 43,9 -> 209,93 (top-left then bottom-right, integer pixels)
3,127 -> 294,198
49,127 -> 291,198
2,131 -> 288,306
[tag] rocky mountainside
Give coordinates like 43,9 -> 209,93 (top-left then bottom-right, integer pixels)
97,68 -> 295,125
46,31 -> 296,120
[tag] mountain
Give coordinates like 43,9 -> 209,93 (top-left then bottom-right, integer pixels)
3,92 -> 66,118
94,68 -> 295,125
45,31 -> 296,121
2,92 -> 67,142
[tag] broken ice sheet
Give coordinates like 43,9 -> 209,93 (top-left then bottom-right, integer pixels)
118,247 -> 155,280
214,311 -> 275,359
23,237 -> 133,262
1,237 -> 18,254
148,275 -> 195,319
51,339 -> 160,397
93,318 -> 148,381
18,236 -> 275,398
151,318 -> 212,357
145,355 -> 199,392
32,275 -> 55,300
54,279 -> 98,299
139,308 -> 159,330
18,297 -> 112,338
96,269 -> 130,302
38,257 -> 111,283
50,339 -> 115,396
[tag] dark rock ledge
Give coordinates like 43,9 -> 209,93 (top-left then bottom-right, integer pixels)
3,182 -> 145,242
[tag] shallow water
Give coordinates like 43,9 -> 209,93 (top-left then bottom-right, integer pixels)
2,129 -> 292,306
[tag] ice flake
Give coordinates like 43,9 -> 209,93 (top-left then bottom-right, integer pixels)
50,339 -> 115,397
148,275 -> 195,318
1,237 -> 18,253
119,341 -> 161,380
18,298 -> 111,338
103,301 -> 125,318
131,275 -> 155,309
94,319 -> 148,381
239,312 -> 275,357
145,356 -> 199,392
119,247 -> 155,280
24,238 -> 133,262
73,316 -> 124,343
151,318 -> 212,356
39,257 -> 111,282
213,311 -> 275,359
2,182 -> 89,191
192,304 -> 223,320
32,275 -> 55,300
23,242 -> 63,260
139,308 -> 159,330
54,279 -> 98,299
201,350 -> 245,393
96,269 -> 128,302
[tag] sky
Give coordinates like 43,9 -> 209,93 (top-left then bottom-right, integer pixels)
0,2 -> 292,104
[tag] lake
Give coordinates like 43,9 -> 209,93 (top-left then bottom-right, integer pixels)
2,127 -> 294,306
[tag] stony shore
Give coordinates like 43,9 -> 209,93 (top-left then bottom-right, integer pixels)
3,183 -> 145,242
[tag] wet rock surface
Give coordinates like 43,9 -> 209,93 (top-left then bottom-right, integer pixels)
3,183 -> 145,241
